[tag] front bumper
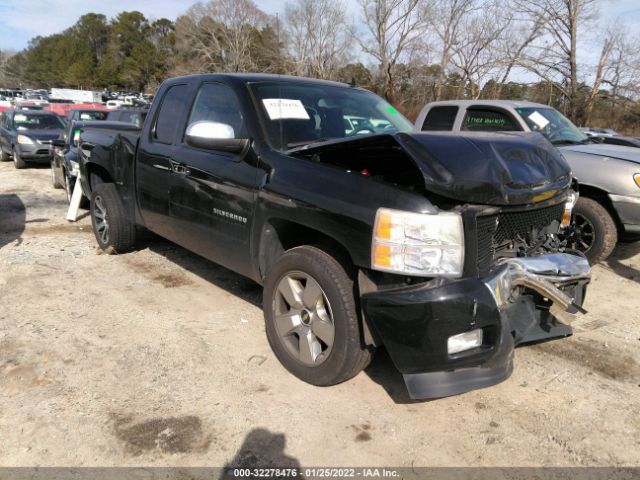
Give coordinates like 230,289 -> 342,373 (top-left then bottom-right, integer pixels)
361,253 -> 590,399
609,194 -> 640,234
16,142 -> 53,162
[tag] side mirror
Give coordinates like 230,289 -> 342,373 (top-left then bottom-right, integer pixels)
185,121 -> 249,154
51,139 -> 66,148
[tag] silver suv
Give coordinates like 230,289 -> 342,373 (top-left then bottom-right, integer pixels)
415,100 -> 640,262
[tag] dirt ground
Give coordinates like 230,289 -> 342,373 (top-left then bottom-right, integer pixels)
1,161 -> 639,468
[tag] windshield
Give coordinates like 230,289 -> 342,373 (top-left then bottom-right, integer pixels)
515,107 -> 588,145
249,82 -> 413,150
75,111 -> 108,121
13,113 -> 65,130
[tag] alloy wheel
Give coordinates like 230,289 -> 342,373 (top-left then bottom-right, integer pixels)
93,194 -> 109,244
272,271 -> 335,366
567,212 -> 596,253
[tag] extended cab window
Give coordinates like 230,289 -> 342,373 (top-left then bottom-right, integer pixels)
153,84 -> 189,144
186,83 -> 243,139
462,108 -> 520,132
421,106 -> 458,131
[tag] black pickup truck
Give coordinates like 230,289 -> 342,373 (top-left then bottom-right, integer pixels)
77,74 -> 590,399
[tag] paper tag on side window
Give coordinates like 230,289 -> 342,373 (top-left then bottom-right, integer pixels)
528,111 -> 549,129
262,99 -> 310,120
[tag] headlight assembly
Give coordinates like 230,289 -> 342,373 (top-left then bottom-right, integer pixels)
17,135 -> 34,145
561,190 -> 578,228
372,208 -> 464,277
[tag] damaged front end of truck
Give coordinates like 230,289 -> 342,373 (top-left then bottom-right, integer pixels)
289,131 -> 590,399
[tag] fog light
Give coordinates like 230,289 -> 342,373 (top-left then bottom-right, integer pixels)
447,329 -> 483,355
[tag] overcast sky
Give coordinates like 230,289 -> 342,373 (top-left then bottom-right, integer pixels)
1,0 -> 639,69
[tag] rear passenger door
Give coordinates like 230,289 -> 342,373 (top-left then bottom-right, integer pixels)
168,81 -> 259,277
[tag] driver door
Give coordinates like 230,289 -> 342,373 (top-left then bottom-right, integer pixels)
168,81 -> 260,278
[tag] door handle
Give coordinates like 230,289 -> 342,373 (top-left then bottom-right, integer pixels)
170,161 -> 190,175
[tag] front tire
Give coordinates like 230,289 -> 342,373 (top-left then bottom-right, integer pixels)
90,183 -> 136,253
0,148 -> 9,162
263,246 -> 372,386
13,149 -> 26,169
567,197 -> 617,263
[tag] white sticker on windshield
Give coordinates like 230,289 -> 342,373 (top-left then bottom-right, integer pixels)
14,114 -> 27,122
528,111 -> 549,129
262,99 -> 310,120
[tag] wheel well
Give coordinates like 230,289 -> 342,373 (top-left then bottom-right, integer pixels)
85,164 -> 112,193
578,184 -> 623,233
259,219 -> 355,280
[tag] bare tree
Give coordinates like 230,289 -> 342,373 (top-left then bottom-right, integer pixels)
490,2 -> 545,98
516,0 -> 598,120
0,49 -> 17,85
284,0 -> 351,79
356,0 -> 426,102
582,30 -> 614,125
429,0 -> 479,100
175,0 -> 269,73
448,2 -> 511,99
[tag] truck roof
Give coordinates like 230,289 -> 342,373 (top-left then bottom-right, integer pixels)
165,73 -> 355,89
424,99 -> 550,109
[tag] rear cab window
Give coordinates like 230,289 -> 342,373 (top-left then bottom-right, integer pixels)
421,106 -> 458,131
462,108 -> 521,132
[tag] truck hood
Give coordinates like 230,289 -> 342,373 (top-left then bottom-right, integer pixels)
289,131 -> 571,206
16,130 -> 62,142
559,143 -> 640,165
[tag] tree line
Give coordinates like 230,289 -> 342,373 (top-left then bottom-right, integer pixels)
2,0 -> 640,132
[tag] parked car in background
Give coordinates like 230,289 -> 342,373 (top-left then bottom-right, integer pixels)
51,108 -> 110,202
598,135 -> 640,149
0,109 -> 65,168
415,100 -> 640,263
580,127 -> 619,137
75,73 -> 590,399
45,101 -> 104,118
17,104 -> 44,111
106,108 -> 148,127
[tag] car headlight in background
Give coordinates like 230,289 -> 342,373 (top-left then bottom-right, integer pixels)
561,190 -> 578,228
17,135 -> 34,145
634,173 -> 640,189
372,208 -> 464,277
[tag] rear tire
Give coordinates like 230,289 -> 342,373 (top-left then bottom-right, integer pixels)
64,171 -> 73,203
263,246 -> 372,387
0,148 -> 9,162
13,149 -> 26,169
51,161 -> 62,188
569,197 -> 617,263
90,183 -> 136,253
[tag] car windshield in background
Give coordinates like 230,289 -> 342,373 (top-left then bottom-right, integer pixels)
515,107 -> 588,145
13,113 -> 65,130
249,82 -> 414,150
77,111 -> 108,121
